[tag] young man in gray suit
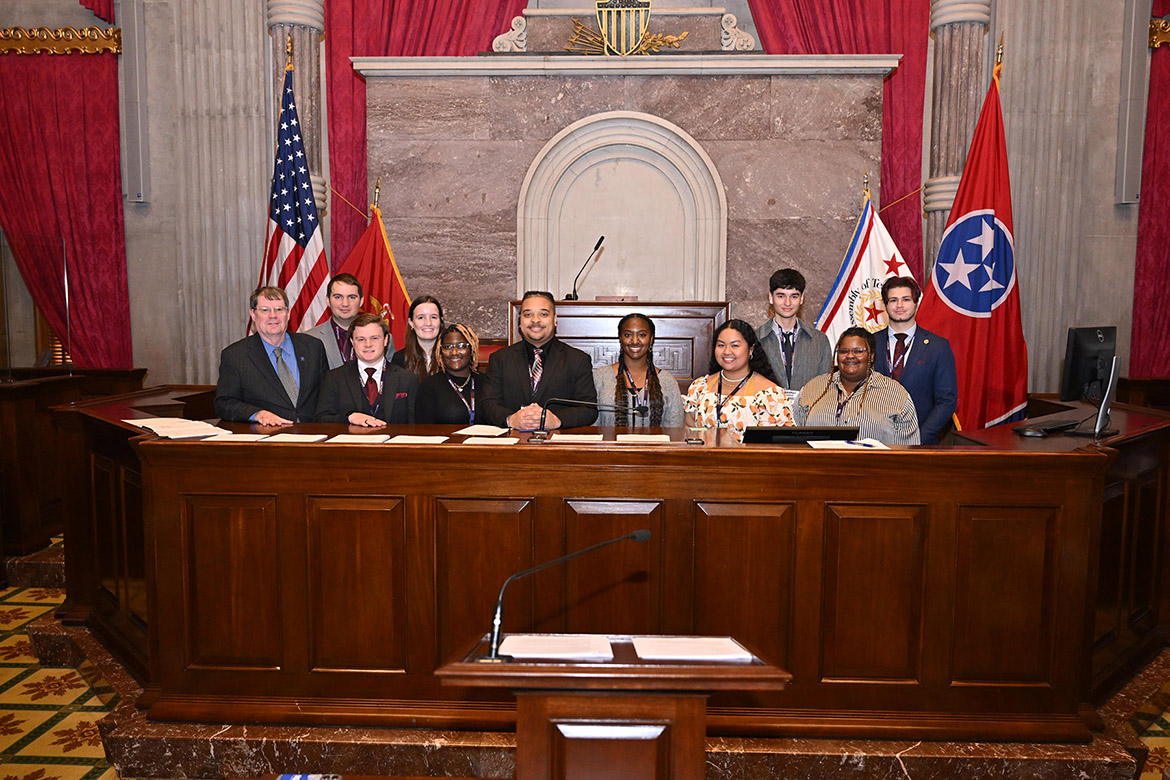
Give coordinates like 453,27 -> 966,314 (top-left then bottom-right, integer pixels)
306,273 -> 390,369
755,268 -> 831,393
214,286 -> 329,425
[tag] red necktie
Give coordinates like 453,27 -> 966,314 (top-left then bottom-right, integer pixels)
364,367 -> 379,408
891,333 -> 907,381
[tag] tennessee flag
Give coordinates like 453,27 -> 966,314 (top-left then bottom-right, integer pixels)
334,205 -> 411,348
917,59 -> 1027,430
816,186 -> 914,347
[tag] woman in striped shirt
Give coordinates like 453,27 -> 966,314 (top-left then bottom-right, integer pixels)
795,327 -> 921,446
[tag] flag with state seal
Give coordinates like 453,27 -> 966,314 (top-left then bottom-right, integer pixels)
916,57 -> 1027,431
816,186 -> 914,348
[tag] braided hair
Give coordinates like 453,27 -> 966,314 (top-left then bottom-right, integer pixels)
614,313 -> 665,426
706,319 -> 779,385
437,323 -> 480,373
806,326 -> 876,416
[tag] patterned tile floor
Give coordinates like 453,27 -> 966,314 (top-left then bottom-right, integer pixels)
0,585 -> 115,780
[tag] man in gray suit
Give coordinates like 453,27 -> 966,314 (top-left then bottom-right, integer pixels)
214,286 -> 328,425
306,273 -> 392,369
755,268 -> 831,393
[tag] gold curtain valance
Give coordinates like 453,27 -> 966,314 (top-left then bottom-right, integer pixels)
0,27 -> 121,55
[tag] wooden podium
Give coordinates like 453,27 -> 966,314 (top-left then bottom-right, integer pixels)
437,635 -> 789,780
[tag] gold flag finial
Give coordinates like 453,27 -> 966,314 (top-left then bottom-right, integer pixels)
374,177 -> 381,211
996,31 -> 1004,65
285,34 -> 293,70
862,166 -> 870,198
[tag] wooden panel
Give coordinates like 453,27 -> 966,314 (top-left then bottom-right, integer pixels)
549,723 -> 670,780
121,470 -> 147,628
181,495 -> 281,669
90,455 -> 121,605
694,502 -> 796,668
821,504 -> 926,682
436,498 -> 535,663
564,501 -> 662,635
306,496 -> 406,671
1129,471 -> 1163,631
951,506 -> 1056,683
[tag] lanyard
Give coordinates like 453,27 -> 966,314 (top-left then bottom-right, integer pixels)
716,371 -> 751,423
834,379 -> 865,420
447,373 -> 475,424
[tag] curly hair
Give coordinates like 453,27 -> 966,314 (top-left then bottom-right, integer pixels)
805,326 -> 876,414
614,313 -> 665,426
706,319 -> 779,385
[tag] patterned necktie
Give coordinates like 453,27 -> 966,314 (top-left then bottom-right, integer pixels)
531,348 -> 543,393
364,367 -> 379,408
781,331 -> 794,386
273,347 -> 299,405
891,333 -> 908,381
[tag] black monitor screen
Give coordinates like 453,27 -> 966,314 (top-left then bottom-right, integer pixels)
742,426 -> 861,444
1060,326 -> 1116,402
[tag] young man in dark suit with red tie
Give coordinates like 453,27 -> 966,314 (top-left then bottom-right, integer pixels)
873,276 -> 958,444
315,312 -> 417,425
479,290 -> 598,430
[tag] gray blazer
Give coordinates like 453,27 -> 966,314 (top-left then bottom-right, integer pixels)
306,319 -> 395,370
756,318 -> 832,391
592,365 -> 684,427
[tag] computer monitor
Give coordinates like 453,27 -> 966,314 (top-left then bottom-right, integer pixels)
742,426 -> 860,444
1060,326 -> 1116,402
1068,354 -> 1120,438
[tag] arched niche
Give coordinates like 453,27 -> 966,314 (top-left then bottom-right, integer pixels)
516,111 -> 727,301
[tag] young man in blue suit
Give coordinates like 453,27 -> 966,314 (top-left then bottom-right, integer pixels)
873,277 -> 958,444
214,286 -> 329,425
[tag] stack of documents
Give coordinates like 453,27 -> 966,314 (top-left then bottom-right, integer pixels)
123,418 -> 229,439
631,636 -> 753,663
498,635 -> 614,661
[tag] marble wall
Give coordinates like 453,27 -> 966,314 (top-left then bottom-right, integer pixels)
365,62 -> 886,340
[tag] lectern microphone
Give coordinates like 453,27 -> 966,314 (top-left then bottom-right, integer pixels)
564,235 -> 605,301
481,529 -> 652,662
534,397 -> 648,436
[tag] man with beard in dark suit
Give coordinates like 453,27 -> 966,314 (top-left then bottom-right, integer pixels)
315,312 -> 417,425
214,286 -> 328,425
480,290 -> 597,430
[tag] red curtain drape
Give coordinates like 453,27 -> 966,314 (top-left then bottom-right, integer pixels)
79,0 -> 115,23
1131,0 -> 1170,377
0,53 -> 133,368
325,0 -> 528,264
747,0 -> 929,281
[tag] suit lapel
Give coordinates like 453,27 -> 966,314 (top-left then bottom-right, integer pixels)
249,335 -> 294,406
873,330 -> 890,375
533,343 -> 564,405
378,359 -> 395,420
512,345 -> 535,405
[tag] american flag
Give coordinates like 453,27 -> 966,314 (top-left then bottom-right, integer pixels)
259,65 -> 328,333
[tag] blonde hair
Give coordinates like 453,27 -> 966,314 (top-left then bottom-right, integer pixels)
438,323 -> 480,372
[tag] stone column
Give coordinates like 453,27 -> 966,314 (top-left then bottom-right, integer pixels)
922,0 -> 992,273
267,0 -> 327,214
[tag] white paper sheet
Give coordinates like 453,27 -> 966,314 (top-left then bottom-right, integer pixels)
806,438 -> 889,450
454,424 -> 510,437
548,433 -> 605,443
499,634 -> 614,661
326,434 -> 390,444
461,436 -> 519,445
202,433 -> 271,442
615,434 -> 672,443
386,435 -> 449,444
631,636 -> 753,663
264,433 -> 328,443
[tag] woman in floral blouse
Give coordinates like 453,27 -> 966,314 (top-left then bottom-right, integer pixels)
684,319 -> 794,440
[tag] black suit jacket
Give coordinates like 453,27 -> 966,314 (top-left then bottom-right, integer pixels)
214,332 -> 328,423
480,339 -> 598,428
315,360 -> 418,424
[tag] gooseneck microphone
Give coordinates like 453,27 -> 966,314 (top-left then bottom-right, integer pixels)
536,397 -> 648,434
564,236 -> 605,301
482,529 -> 652,661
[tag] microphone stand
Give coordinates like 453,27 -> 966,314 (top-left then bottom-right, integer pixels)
481,529 -> 652,662
531,398 -> 648,441
564,236 -> 605,301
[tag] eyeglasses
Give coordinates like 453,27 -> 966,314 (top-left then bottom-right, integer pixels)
255,306 -> 287,315
836,347 -> 870,356
440,342 -> 471,352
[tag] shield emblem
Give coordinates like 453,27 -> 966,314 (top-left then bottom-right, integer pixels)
595,0 -> 652,56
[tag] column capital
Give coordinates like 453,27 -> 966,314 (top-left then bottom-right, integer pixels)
929,0 -> 992,32
267,0 -> 324,33
922,175 -> 961,214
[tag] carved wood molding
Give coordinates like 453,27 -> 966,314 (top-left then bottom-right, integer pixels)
0,26 -> 121,55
